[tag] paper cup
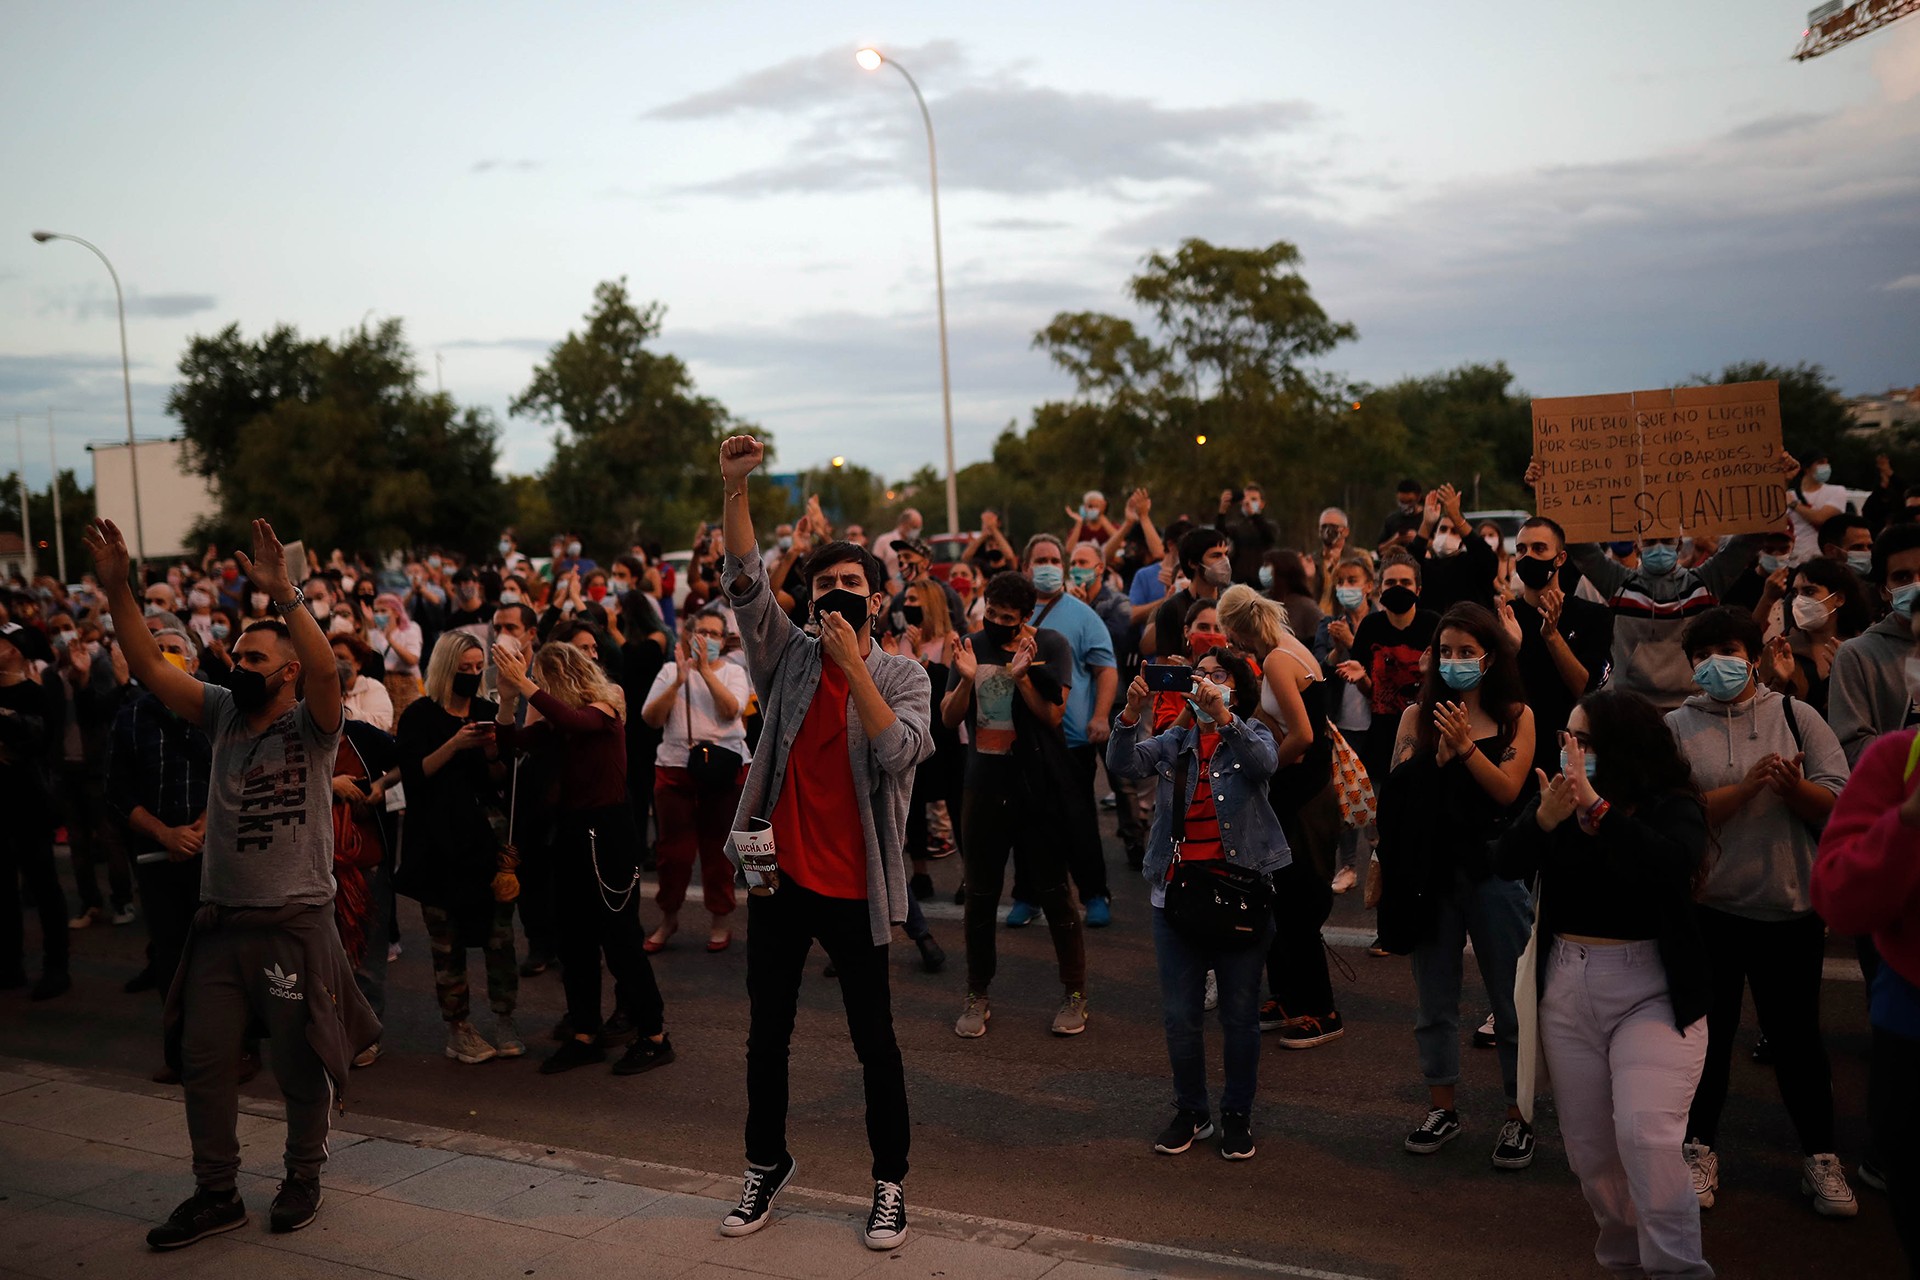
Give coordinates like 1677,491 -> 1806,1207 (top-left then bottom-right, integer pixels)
734,817 -> 780,896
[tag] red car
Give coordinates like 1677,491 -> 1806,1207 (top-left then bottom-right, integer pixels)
925,533 -> 977,583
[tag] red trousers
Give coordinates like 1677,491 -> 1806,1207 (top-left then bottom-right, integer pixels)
653,764 -> 744,917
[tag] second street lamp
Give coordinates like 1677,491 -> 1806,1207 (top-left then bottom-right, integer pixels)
856,46 -> 960,538
33,229 -> 146,577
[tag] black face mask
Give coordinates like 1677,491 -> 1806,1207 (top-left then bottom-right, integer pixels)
1379,585 -> 1419,614
1514,556 -> 1558,591
901,605 -> 925,628
813,588 -> 872,633
229,661 -> 289,713
980,619 -> 1017,649
451,671 -> 483,699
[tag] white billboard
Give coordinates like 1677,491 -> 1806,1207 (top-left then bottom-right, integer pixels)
88,438 -> 217,562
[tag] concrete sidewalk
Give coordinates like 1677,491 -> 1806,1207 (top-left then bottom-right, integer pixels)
0,1058 -> 1344,1280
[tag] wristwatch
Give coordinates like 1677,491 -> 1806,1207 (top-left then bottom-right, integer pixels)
269,587 -> 307,618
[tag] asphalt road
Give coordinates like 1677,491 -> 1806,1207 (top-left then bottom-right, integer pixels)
10,819 -> 1904,1280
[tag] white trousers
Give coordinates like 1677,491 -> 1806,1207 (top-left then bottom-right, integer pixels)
1540,939 -> 1712,1279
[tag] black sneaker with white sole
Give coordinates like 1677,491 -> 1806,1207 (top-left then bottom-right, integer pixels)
1491,1118 -> 1535,1170
1218,1111 -> 1256,1160
268,1176 -> 323,1232
1153,1108 -> 1215,1154
1404,1107 -> 1461,1154
146,1188 -> 247,1250
719,1153 -> 795,1237
863,1179 -> 908,1250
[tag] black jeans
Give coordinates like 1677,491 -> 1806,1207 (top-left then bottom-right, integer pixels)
745,881 -> 909,1183
1871,1026 -> 1920,1276
552,806 -> 663,1038
134,853 -> 202,996
1687,906 -> 1834,1153
1266,788 -> 1341,1017
1015,744 -> 1108,905
961,787 -> 1084,993
2,827 -> 69,976
59,763 -> 132,913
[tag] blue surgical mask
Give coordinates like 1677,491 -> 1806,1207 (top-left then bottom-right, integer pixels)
1079,505 -> 1098,523
704,637 -> 724,662
373,611 -> 391,629
777,535 -> 793,551
1693,654 -> 1752,702
1893,583 -> 1920,618
1031,564 -> 1063,594
1559,747 -> 1598,779
1258,565 -> 1275,589
1439,658 -> 1485,692
1639,543 -> 1679,575
1068,565 -> 1099,588
1758,553 -> 1784,574
1846,550 -> 1873,577
1812,464 -> 1832,484
1335,585 -> 1366,611
210,621 -> 230,641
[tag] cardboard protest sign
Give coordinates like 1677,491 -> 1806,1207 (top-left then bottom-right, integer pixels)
1530,381 -> 1786,542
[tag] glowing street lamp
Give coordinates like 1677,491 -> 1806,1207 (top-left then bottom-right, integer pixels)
855,46 -> 958,538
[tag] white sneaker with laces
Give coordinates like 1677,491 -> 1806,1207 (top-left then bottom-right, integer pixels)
863,1180 -> 908,1250
1684,1140 -> 1717,1210
1801,1153 -> 1857,1217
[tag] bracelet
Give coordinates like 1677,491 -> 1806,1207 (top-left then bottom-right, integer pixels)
1577,797 -> 1610,834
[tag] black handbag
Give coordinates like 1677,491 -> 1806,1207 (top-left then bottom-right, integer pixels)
1162,745 -> 1273,949
683,674 -> 744,792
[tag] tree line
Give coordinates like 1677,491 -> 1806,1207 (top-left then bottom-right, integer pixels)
58,240 -> 1873,568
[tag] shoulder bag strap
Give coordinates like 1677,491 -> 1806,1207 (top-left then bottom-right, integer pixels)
1033,595 -> 1064,630
1171,744 -> 1189,851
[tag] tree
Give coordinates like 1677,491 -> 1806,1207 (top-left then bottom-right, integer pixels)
1353,363 -> 1533,519
0,469 -> 96,581
167,320 -> 507,555
512,279 -> 772,554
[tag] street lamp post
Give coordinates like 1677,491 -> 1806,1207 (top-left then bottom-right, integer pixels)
33,230 -> 145,578
856,46 -> 960,538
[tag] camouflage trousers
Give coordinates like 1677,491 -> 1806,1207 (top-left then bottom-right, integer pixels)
421,902 -> 518,1023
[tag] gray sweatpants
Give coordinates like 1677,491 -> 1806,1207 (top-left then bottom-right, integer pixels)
1541,939 -> 1712,1279
182,911 -> 333,1191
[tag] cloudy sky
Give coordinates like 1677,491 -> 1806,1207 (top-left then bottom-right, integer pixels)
4,0 -> 1916,493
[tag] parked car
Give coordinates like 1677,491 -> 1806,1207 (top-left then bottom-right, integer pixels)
1463,509 -> 1532,557
926,533 -> 977,583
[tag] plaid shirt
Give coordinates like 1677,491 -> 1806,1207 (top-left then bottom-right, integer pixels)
106,688 -> 213,846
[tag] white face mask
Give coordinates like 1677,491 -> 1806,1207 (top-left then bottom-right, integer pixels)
329,616 -> 356,635
499,589 -> 522,606
1430,532 -> 1461,557
1790,594 -> 1832,632
251,593 -> 269,612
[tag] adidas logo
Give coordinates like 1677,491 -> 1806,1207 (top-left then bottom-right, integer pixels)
264,964 -> 304,1001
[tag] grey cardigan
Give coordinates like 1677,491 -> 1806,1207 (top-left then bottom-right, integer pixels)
721,548 -> 933,945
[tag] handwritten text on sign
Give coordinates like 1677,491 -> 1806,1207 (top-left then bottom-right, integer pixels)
1530,381 -> 1785,542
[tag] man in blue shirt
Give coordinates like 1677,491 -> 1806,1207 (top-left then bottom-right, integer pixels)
1010,535 -> 1118,927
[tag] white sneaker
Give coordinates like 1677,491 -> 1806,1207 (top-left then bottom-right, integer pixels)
1203,970 -> 1218,1012
111,905 -> 137,926
1330,867 -> 1357,894
444,1020 -> 498,1065
1684,1140 -> 1718,1210
862,1180 -> 908,1250
1801,1153 -> 1857,1218
954,993 -> 990,1039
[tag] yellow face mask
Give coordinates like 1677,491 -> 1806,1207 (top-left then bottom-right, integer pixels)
161,650 -> 192,673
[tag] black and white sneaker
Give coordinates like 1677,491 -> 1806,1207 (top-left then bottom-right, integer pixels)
269,1176 -> 323,1232
1218,1111 -> 1255,1160
719,1154 -> 795,1237
1153,1108 -> 1215,1154
1491,1118 -> 1535,1170
1404,1107 -> 1461,1154
862,1179 -> 908,1251
146,1188 -> 247,1250
1472,1013 -> 1497,1049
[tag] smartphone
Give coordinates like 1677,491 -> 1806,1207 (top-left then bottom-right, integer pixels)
1143,663 -> 1193,693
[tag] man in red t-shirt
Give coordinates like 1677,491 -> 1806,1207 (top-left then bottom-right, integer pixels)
714,437 -> 933,1253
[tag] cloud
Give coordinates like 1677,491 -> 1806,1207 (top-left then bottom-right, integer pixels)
974,216 -> 1072,232
438,336 -> 556,352
470,159 -> 541,174
649,43 -> 1315,198
1885,273 -> 1920,292
41,288 -> 218,321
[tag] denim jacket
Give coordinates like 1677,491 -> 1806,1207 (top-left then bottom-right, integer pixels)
1106,711 -> 1292,885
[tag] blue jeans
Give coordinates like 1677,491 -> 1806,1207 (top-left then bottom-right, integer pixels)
1152,905 -> 1274,1116
1410,868 -> 1532,1099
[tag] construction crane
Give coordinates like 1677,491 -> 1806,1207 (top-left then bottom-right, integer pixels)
1794,0 -> 1920,59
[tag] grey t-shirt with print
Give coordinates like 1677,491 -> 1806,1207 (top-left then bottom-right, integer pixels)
198,682 -> 341,907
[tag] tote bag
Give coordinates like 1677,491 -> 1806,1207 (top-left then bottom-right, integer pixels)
1328,725 -> 1376,830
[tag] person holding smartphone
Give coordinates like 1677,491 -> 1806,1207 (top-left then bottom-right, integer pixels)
393,632 -> 523,1067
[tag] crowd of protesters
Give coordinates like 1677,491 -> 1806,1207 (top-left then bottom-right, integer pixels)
3,443 -> 1917,1274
